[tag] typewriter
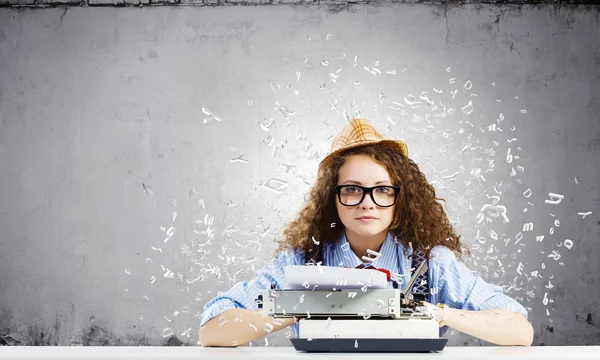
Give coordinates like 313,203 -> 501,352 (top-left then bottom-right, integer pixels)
256,260 -> 448,352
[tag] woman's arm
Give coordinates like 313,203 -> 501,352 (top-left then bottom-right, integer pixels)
199,308 -> 296,347
429,246 -> 534,346
439,305 -> 533,346
198,249 -> 304,347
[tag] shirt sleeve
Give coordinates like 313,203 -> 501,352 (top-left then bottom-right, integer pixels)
429,246 -> 528,319
199,248 -> 305,330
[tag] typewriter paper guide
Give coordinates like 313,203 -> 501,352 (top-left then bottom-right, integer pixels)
284,265 -> 388,290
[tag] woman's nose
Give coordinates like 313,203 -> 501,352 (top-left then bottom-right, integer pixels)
360,193 -> 376,208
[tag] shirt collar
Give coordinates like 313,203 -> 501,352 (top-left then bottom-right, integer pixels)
334,231 -> 398,270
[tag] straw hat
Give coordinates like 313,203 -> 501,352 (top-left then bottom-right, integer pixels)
319,118 -> 409,167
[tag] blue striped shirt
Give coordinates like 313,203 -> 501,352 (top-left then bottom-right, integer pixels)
199,231 -> 528,337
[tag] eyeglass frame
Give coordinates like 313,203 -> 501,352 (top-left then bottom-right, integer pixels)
335,184 -> 401,208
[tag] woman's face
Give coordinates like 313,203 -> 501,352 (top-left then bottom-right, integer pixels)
335,154 -> 396,239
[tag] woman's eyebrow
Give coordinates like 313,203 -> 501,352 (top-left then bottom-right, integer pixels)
340,180 -> 392,185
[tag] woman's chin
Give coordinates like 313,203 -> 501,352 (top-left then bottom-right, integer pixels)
348,227 -> 386,238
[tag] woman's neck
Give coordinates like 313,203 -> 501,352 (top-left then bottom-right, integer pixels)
345,230 -> 387,262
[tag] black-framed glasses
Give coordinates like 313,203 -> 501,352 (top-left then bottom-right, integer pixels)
335,185 -> 400,207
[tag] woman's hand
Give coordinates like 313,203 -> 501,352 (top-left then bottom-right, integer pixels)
416,301 -> 446,327
417,301 -> 533,346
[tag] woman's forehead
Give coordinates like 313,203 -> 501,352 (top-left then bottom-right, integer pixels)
337,155 -> 392,182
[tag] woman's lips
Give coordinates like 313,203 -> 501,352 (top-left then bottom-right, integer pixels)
356,217 -> 378,223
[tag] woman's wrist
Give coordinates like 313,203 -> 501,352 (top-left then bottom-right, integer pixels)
435,303 -> 449,327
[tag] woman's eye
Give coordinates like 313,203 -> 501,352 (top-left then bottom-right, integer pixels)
376,187 -> 390,193
345,186 -> 360,193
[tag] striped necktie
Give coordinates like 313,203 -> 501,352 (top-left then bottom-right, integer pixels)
355,263 -> 391,281
355,263 -> 375,269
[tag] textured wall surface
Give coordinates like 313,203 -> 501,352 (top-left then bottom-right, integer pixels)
0,3 -> 599,347
2,0 -> 600,7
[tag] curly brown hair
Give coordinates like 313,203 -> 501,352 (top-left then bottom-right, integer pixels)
274,141 -> 471,262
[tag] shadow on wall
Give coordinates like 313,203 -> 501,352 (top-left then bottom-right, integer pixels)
0,309 -> 186,346
0,325 -> 186,346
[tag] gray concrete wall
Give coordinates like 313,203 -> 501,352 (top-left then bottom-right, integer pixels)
0,3 -> 599,347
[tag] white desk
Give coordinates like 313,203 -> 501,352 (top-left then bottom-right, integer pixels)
1,346 -> 599,359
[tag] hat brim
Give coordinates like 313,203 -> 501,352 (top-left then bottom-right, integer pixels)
318,139 -> 409,168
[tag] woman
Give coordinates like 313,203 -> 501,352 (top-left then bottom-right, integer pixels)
199,118 -> 534,347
